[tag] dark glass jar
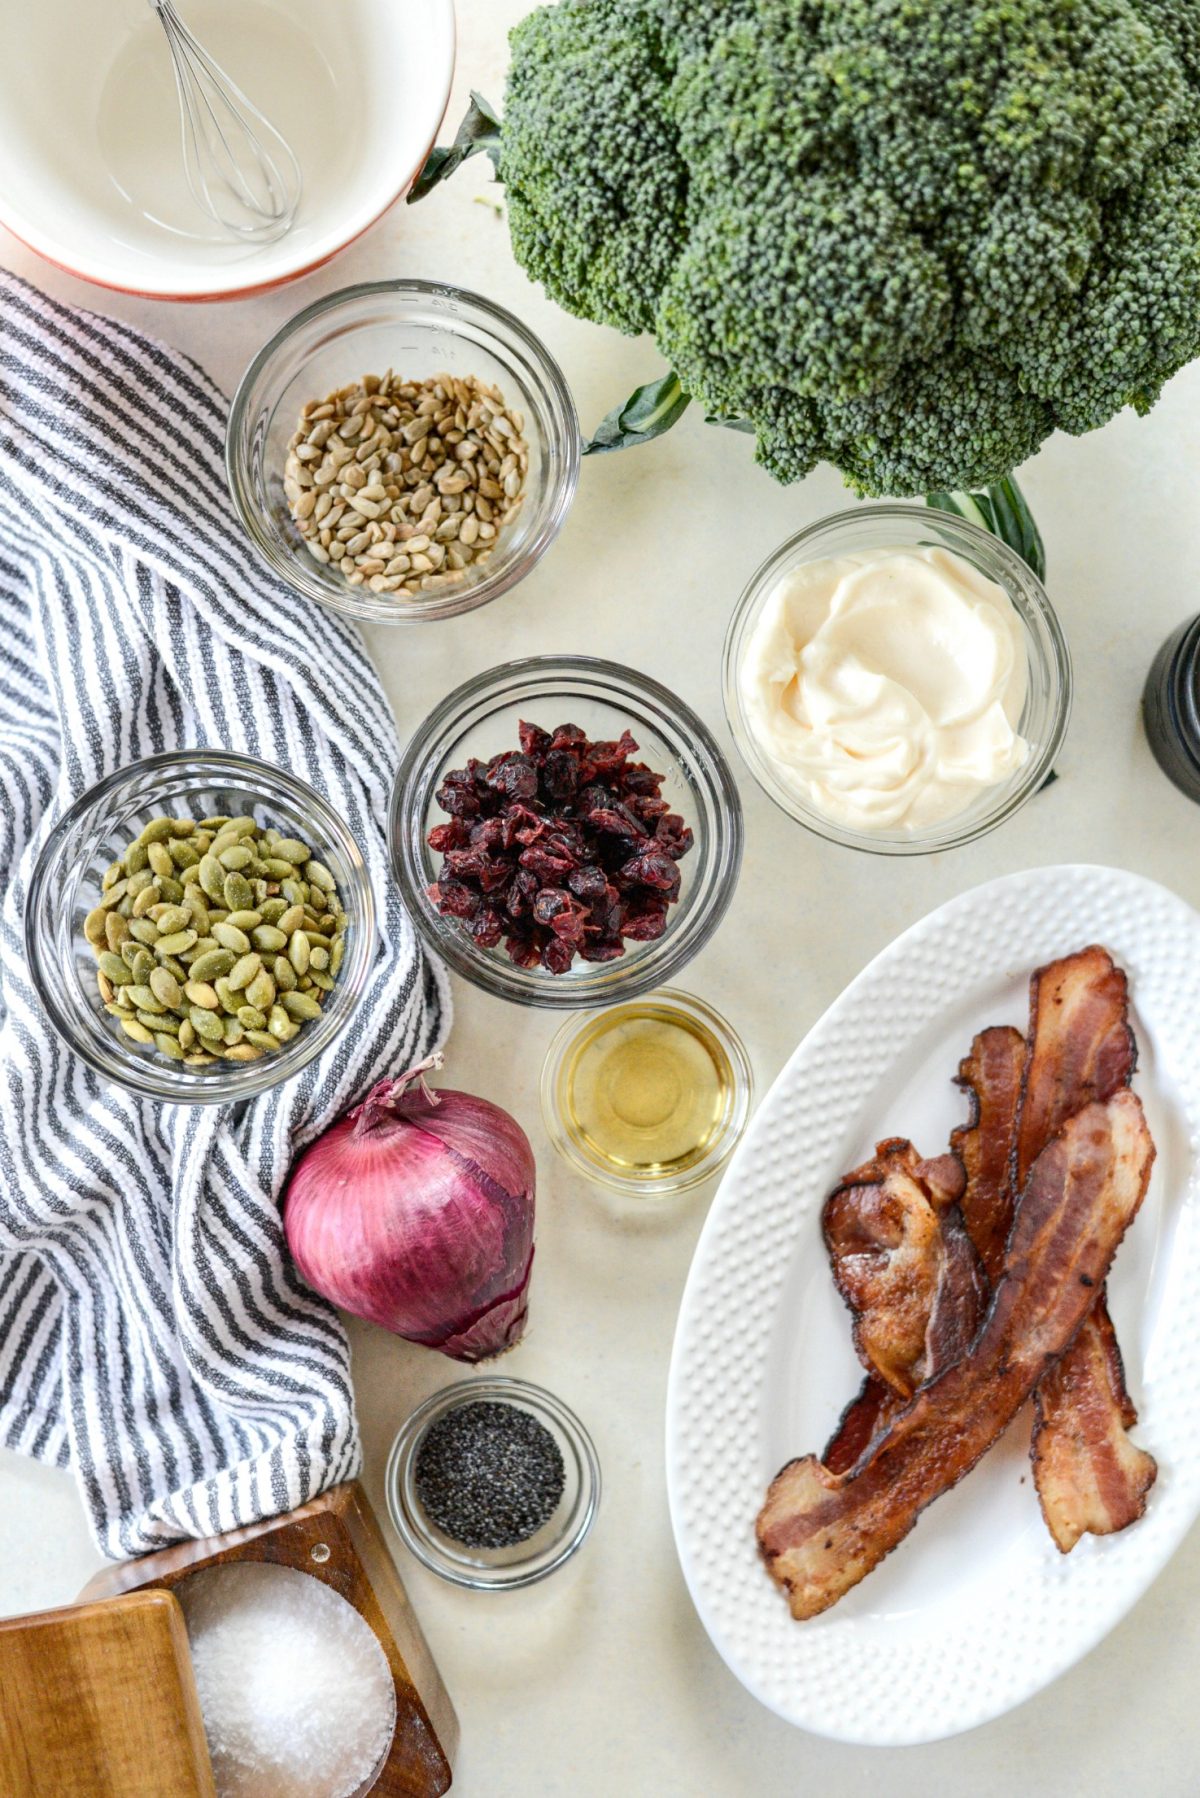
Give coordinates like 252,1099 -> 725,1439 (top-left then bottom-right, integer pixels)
1143,614 -> 1200,803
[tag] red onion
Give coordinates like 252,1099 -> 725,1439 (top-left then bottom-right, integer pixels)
283,1055 -> 536,1362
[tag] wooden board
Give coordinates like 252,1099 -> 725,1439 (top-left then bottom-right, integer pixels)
0,1588 -> 216,1797
80,1481 -> 458,1798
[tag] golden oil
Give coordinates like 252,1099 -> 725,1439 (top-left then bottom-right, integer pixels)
549,995 -> 749,1190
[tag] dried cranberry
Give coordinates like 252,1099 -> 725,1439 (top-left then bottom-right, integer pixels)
542,749 -> 580,799
427,820 -> 471,852
427,717 -> 693,974
620,850 -> 681,894
518,720 -> 551,757
484,751 -> 539,802
428,879 -> 480,921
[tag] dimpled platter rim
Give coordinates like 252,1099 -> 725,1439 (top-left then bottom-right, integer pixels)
666,864 -> 1200,1745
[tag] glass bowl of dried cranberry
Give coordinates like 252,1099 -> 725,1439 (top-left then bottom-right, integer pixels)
390,657 -> 744,1006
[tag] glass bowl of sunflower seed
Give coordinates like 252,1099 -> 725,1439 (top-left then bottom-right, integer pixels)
227,280 -> 580,625
25,750 -> 376,1104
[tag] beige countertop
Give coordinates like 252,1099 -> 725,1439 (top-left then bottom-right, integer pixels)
3,3 -> 1200,1793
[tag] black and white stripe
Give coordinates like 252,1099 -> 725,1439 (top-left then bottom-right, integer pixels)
0,273 -> 450,1558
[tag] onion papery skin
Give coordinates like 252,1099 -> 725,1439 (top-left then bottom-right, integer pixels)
283,1068 -> 536,1363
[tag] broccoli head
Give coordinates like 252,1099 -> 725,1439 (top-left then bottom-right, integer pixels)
493,0 -> 1200,495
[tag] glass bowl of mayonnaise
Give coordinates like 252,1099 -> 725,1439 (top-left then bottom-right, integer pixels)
722,505 -> 1071,854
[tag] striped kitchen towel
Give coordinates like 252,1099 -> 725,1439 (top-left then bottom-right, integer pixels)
0,272 -> 450,1558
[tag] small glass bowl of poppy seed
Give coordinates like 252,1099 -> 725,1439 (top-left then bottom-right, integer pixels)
386,1378 -> 601,1591
390,656 -> 744,1008
227,280 -> 580,625
25,750 -> 376,1105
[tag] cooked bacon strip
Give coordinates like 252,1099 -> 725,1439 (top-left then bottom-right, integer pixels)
822,1140 -> 985,1400
951,1025 -> 1026,1286
1016,946 -> 1155,1549
823,1376 -> 905,1476
758,1091 -> 1155,1619
1016,946 -> 1136,1185
821,1140 -> 987,1471
1032,1305 -> 1154,1551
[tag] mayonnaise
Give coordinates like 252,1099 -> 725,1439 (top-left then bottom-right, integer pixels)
738,545 -> 1029,832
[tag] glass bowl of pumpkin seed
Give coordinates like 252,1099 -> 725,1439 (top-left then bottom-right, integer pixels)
24,750 -> 376,1103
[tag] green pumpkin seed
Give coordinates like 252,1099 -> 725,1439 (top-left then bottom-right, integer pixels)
274,904 -> 306,936
178,1019 -> 197,1052
154,905 -> 191,936
245,1030 -> 280,1052
222,1043 -> 262,1062
104,913 -> 130,953
212,922 -> 250,954
128,919 -> 160,946
149,967 -> 181,1008
184,1052 -> 216,1068
198,854 -> 227,902
214,977 -> 236,1012
84,907 -> 110,947
138,818 -> 176,845
189,949 -> 235,983
222,1017 -> 246,1046
244,968 -> 274,1009
223,871 -> 253,912
127,868 -> 157,897
126,985 -> 163,1013
308,969 -> 335,992
147,841 -> 174,879
131,885 -> 160,919
273,955 -> 297,992
225,909 -> 263,932
329,936 -> 345,978
268,1005 -> 298,1041
98,951 -> 133,985
258,898 -> 287,924
185,981 -> 220,1010
237,1005 -> 267,1031
120,1018 -> 154,1044
282,991 -> 323,1022
155,929 -> 197,957
227,952 -> 261,992
190,1007 -> 225,1042
98,880 -> 130,911
251,925 -> 287,953
169,840 -> 200,868
287,930 -> 310,974
131,948 -> 155,983
155,1032 -> 185,1060
102,860 -> 125,891
218,844 -> 254,871
124,841 -> 149,875
306,860 -> 336,892
309,947 -> 330,971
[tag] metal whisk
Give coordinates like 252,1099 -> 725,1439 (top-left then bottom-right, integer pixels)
150,0 -> 302,243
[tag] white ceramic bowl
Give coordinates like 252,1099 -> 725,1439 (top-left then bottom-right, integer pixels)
0,0 -> 455,301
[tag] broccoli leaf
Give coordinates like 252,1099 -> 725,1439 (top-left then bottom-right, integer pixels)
582,371 -> 691,455
926,476 -> 1046,581
408,92 -> 503,204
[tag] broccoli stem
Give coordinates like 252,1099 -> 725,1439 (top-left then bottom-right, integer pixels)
925,477 -> 1046,580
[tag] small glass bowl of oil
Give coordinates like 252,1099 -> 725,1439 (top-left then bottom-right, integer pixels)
540,989 -> 753,1198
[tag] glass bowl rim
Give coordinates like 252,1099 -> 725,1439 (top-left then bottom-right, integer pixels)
389,653 -> 745,1009
721,502 -> 1073,857
225,277 -> 581,626
24,746 -> 377,1105
539,986 -> 755,1197
385,1375 -> 602,1591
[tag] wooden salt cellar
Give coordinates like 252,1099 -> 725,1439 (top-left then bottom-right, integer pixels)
80,1480 -> 458,1797
0,1588 -> 216,1796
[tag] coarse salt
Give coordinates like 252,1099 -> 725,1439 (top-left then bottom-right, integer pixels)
177,1561 -> 396,1798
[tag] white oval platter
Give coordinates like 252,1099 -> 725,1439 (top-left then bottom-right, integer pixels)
666,864 -> 1200,1745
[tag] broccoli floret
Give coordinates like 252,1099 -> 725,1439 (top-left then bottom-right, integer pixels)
486,0 -> 1200,495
